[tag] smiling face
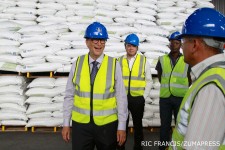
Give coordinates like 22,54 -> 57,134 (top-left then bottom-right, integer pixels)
125,43 -> 138,59
86,39 -> 106,60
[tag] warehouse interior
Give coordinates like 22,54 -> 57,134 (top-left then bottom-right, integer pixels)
0,0 -> 224,150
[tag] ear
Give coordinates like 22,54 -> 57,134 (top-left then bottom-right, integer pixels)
191,38 -> 202,54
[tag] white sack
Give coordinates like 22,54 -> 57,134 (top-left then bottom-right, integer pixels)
0,55 -> 22,64
0,103 -> 26,112
0,85 -> 24,95
25,87 -> 65,97
56,65 -> 72,73
0,39 -> 20,46
20,33 -> 58,43
21,57 -> 46,65
26,103 -> 63,114
26,117 -> 63,127
0,31 -> 21,41
55,78 -> 68,87
25,97 -> 53,104
56,49 -> 89,57
0,62 -> 21,72
27,112 -> 52,119
0,76 -> 25,86
0,95 -> 25,105
28,77 -> 55,88
1,120 -> 27,126
46,55 -> 71,65
18,25 -> 45,35
0,112 -> 28,121
20,62 -> 63,73
20,47 -> 60,58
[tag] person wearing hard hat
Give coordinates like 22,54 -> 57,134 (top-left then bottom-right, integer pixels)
117,33 -> 153,150
169,8 -> 225,150
62,22 -> 128,150
155,31 -> 191,150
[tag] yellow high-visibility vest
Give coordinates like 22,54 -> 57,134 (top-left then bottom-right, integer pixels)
169,65 -> 225,150
160,55 -> 189,98
119,54 -> 146,96
72,54 -> 118,125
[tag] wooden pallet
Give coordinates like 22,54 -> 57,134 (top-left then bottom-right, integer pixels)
31,126 -> 61,132
0,125 -> 28,132
0,71 -> 23,76
53,72 -> 69,78
26,72 -> 69,78
26,72 -> 54,78
148,127 -> 160,132
129,127 -> 134,133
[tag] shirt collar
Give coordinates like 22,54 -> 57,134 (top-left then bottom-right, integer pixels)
89,53 -> 104,65
168,52 -> 182,57
191,53 -> 225,82
124,53 -> 138,60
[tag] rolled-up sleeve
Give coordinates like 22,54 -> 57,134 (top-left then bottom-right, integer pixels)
115,61 -> 128,131
63,62 -> 76,127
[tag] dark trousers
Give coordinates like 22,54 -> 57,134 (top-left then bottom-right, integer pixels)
72,119 -> 118,150
117,94 -> 145,150
159,95 -> 183,150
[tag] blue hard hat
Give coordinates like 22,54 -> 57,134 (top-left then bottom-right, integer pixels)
180,7 -> 225,39
169,31 -> 181,41
125,33 -> 139,46
84,22 -> 108,39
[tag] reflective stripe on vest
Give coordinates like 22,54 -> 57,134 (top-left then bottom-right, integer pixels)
160,55 -> 189,98
170,63 -> 225,150
119,54 -> 146,96
72,54 -> 117,126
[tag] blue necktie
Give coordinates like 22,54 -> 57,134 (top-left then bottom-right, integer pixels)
90,61 -> 98,84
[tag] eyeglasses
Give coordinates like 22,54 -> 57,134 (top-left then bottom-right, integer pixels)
91,39 -> 106,44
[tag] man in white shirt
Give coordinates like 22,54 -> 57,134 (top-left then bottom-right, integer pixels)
117,33 -> 153,150
62,22 -> 128,150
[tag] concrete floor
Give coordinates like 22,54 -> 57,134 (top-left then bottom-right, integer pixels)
0,128 -> 160,150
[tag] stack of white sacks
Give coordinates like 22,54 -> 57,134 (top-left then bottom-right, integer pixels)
0,0 -> 215,127
0,0 -> 215,74
25,77 -> 66,127
0,76 -> 27,126
156,0 -> 214,33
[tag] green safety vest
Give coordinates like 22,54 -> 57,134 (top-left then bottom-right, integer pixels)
72,54 -> 118,126
160,55 -> 189,98
170,62 -> 225,150
119,54 -> 146,97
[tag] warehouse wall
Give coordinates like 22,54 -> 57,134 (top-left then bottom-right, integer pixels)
212,0 -> 225,15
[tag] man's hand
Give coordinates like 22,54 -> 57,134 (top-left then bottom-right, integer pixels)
62,126 -> 70,142
117,130 -> 126,146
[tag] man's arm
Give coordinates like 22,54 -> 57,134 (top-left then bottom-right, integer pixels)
115,61 -> 128,145
62,61 -> 76,142
115,61 -> 128,130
